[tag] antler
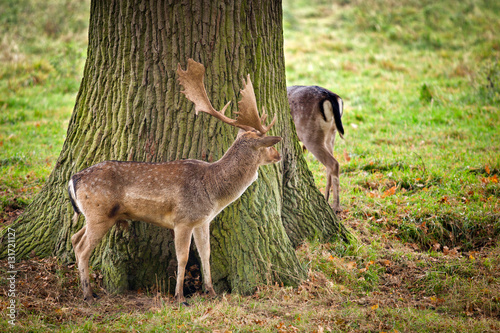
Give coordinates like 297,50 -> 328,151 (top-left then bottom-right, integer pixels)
237,75 -> 277,135
177,59 -> 276,135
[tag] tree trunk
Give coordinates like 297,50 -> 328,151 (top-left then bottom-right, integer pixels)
1,0 -> 349,296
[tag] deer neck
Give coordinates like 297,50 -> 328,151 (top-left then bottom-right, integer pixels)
207,139 -> 260,205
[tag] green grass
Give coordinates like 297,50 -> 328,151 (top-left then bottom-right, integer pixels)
1,0 -> 500,331
284,0 -> 500,251
0,0 -> 88,216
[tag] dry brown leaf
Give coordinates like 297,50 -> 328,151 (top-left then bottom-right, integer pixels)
346,261 -> 357,270
382,186 -> 396,198
343,148 -> 351,162
439,196 -> 449,204
379,259 -> 392,267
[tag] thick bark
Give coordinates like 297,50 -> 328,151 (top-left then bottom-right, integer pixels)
1,0 -> 349,296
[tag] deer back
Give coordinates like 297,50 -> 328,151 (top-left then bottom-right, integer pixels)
70,160 -> 219,228
287,85 -> 344,145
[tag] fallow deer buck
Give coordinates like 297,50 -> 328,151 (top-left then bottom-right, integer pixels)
68,59 -> 281,304
287,85 -> 344,211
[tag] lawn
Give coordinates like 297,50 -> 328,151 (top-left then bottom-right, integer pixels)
1,0 -> 499,331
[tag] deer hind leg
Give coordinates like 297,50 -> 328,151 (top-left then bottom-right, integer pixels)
193,223 -> 216,297
71,225 -> 86,263
308,144 -> 341,211
72,218 -> 115,303
327,165 -> 341,212
173,225 -> 194,304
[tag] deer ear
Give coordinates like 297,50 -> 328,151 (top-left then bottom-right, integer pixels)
258,136 -> 281,148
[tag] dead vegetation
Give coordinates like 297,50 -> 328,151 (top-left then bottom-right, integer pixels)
1,228 -> 499,331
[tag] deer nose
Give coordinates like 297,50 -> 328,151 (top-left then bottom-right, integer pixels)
272,148 -> 282,162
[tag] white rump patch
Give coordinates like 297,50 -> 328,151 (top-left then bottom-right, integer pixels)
322,100 -> 334,123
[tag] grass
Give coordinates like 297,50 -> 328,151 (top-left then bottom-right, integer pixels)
284,0 -> 500,251
1,0 -> 500,331
0,0 -> 88,219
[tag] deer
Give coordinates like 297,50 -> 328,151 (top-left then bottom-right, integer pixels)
68,59 -> 281,305
287,85 -> 344,211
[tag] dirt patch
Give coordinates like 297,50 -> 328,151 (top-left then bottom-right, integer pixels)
0,205 -> 23,226
0,257 -> 168,326
1,243 -> 499,330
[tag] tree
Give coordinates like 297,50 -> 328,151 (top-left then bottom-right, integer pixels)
2,0 -> 349,296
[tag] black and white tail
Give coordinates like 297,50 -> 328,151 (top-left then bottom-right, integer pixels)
68,178 -> 81,223
314,86 -> 344,139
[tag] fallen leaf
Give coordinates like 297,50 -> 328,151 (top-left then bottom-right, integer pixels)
379,259 -> 392,267
429,296 -> 445,305
343,149 -> 351,162
439,196 -> 449,204
371,303 -> 379,310
382,186 -> 396,198
444,247 -> 460,257
485,165 -> 491,174
346,261 -> 357,270
408,243 -> 420,250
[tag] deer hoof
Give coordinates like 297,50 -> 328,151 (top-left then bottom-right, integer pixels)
83,296 -> 95,304
83,292 -> 99,304
331,205 -> 342,214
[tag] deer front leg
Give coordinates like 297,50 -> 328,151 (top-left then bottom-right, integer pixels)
173,225 -> 193,304
193,223 -> 216,297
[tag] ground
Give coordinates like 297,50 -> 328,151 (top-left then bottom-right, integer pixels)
1,208 -> 499,331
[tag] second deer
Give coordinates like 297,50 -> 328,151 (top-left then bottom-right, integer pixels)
287,85 -> 344,211
69,59 -> 281,304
